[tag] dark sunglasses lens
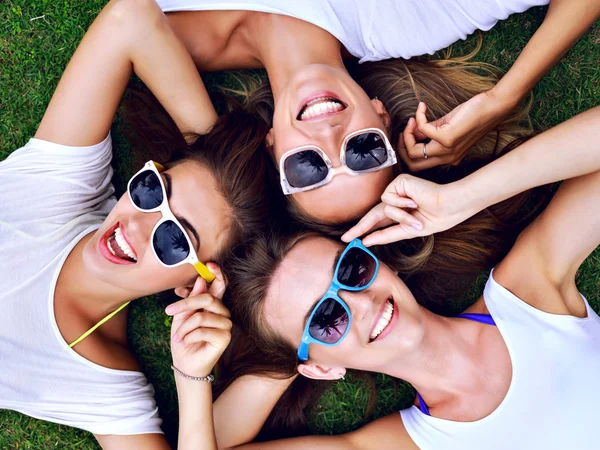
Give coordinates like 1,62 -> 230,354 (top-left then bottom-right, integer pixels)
308,298 -> 349,344
337,248 -> 376,288
129,170 -> 164,210
153,220 -> 190,266
284,150 -> 329,188
345,132 -> 388,171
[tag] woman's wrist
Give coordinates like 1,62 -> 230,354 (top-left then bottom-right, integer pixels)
490,78 -> 527,112
443,178 -> 488,222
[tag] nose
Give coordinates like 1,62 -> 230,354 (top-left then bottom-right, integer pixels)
303,123 -> 346,166
338,289 -> 376,322
127,209 -> 162,247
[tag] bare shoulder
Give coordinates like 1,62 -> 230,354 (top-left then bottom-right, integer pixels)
347,412 -> 418,449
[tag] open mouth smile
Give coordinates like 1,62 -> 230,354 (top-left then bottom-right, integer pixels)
297,94 -> 347,121
99,222 -> 137,265
369,297 -> 398,342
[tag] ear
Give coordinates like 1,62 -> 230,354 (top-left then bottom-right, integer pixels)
265,128 -> 275,150
297,362 -> 346,381
371,98 -> 391,129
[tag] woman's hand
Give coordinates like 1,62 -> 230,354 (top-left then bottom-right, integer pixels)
399,91 -> 514,172
342,174 -> 472,246
166,264 -> 231,379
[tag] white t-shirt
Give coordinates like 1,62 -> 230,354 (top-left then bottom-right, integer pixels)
156,0 -> 549,62
400,271 -> 600,449
0,136 -> 162,436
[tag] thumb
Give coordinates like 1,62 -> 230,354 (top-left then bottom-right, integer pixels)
189,276 -> 208,298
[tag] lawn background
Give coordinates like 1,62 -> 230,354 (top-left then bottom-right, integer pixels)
1,1 -> 599,448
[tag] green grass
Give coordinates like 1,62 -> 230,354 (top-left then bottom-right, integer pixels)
1,1 -> 599,448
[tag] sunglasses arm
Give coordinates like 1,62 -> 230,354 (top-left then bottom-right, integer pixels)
193,261 -> 216,283
297,342 -> 310,362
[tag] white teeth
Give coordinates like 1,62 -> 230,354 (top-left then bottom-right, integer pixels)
113,226 -> 137,261
300,99 -> 344,120
370,300 -> 394,341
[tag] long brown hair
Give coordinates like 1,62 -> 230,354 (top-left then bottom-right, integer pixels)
217,232 -> 328,440
120,84 -> 278,263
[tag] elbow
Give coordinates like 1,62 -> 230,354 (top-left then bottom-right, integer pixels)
103,0 -> 167,35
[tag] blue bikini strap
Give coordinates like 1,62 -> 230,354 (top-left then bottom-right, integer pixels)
454,313 -> 496,326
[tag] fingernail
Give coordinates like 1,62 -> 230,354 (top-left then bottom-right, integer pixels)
411,222 -> 423,230
418,102 -> 424,108
207,262 -> 216,270
171,334 -> 180,343
408,202 -> 418,208
165,304 -> 177,315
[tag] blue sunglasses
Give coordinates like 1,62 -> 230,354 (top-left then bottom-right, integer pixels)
297,239 -> 379,361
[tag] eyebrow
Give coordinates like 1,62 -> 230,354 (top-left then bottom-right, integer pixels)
302,247 -> 345,328
163,173 -> 201,251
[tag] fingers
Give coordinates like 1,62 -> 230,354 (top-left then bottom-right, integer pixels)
399,113 -> 456,171
178,327 -> 231,349
362,223 -> 422,247
382,204 -> 422,231
165,292 -> 231,318
172,310 -> 233,343
341,203 -> 393,242
414,102 -> 452,145
207,263 -> 227,300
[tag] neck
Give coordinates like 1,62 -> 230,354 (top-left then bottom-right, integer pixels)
384,309 -> 485,407
58,232 -> 141,318
246,13 -> 346,98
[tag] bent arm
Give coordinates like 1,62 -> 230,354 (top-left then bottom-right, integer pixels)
213,375 -> 295,448
221,414 -> 415,450
451,106 -> 600,219
36,0 -> 217,147
493,0 -> 600,106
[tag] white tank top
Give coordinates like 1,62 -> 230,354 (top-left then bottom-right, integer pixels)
0,136 -> 162,435
156,0 -> 549,62
400,272 -> 600,449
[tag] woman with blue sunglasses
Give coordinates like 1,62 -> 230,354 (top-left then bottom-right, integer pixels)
0,1 -> 272,448
169,106 -> 600,449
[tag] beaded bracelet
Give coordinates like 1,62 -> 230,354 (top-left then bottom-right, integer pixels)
171,364 -> 214,383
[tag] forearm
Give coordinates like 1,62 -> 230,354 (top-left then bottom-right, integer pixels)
214,375 -> 296,448
125,0 -> 217,134
493,0 -> 600,104
452,106 -> 600,215
176,378 -> 218,450
37,0 -> 216,146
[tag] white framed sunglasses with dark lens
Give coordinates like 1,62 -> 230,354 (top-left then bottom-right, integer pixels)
279,128 -> 397,195
127,160 -> 215,283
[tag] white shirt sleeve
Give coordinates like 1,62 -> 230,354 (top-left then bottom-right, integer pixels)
0,134 -> 116,227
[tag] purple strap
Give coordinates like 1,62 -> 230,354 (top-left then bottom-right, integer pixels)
416,391 -> 430,415
416,313 -> 496,416
455,313 -> 496,326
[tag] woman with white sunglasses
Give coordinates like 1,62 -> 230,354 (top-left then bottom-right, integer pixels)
0,1 -> 271,448
154,0 -> 598,225
169,106 -> 600,449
